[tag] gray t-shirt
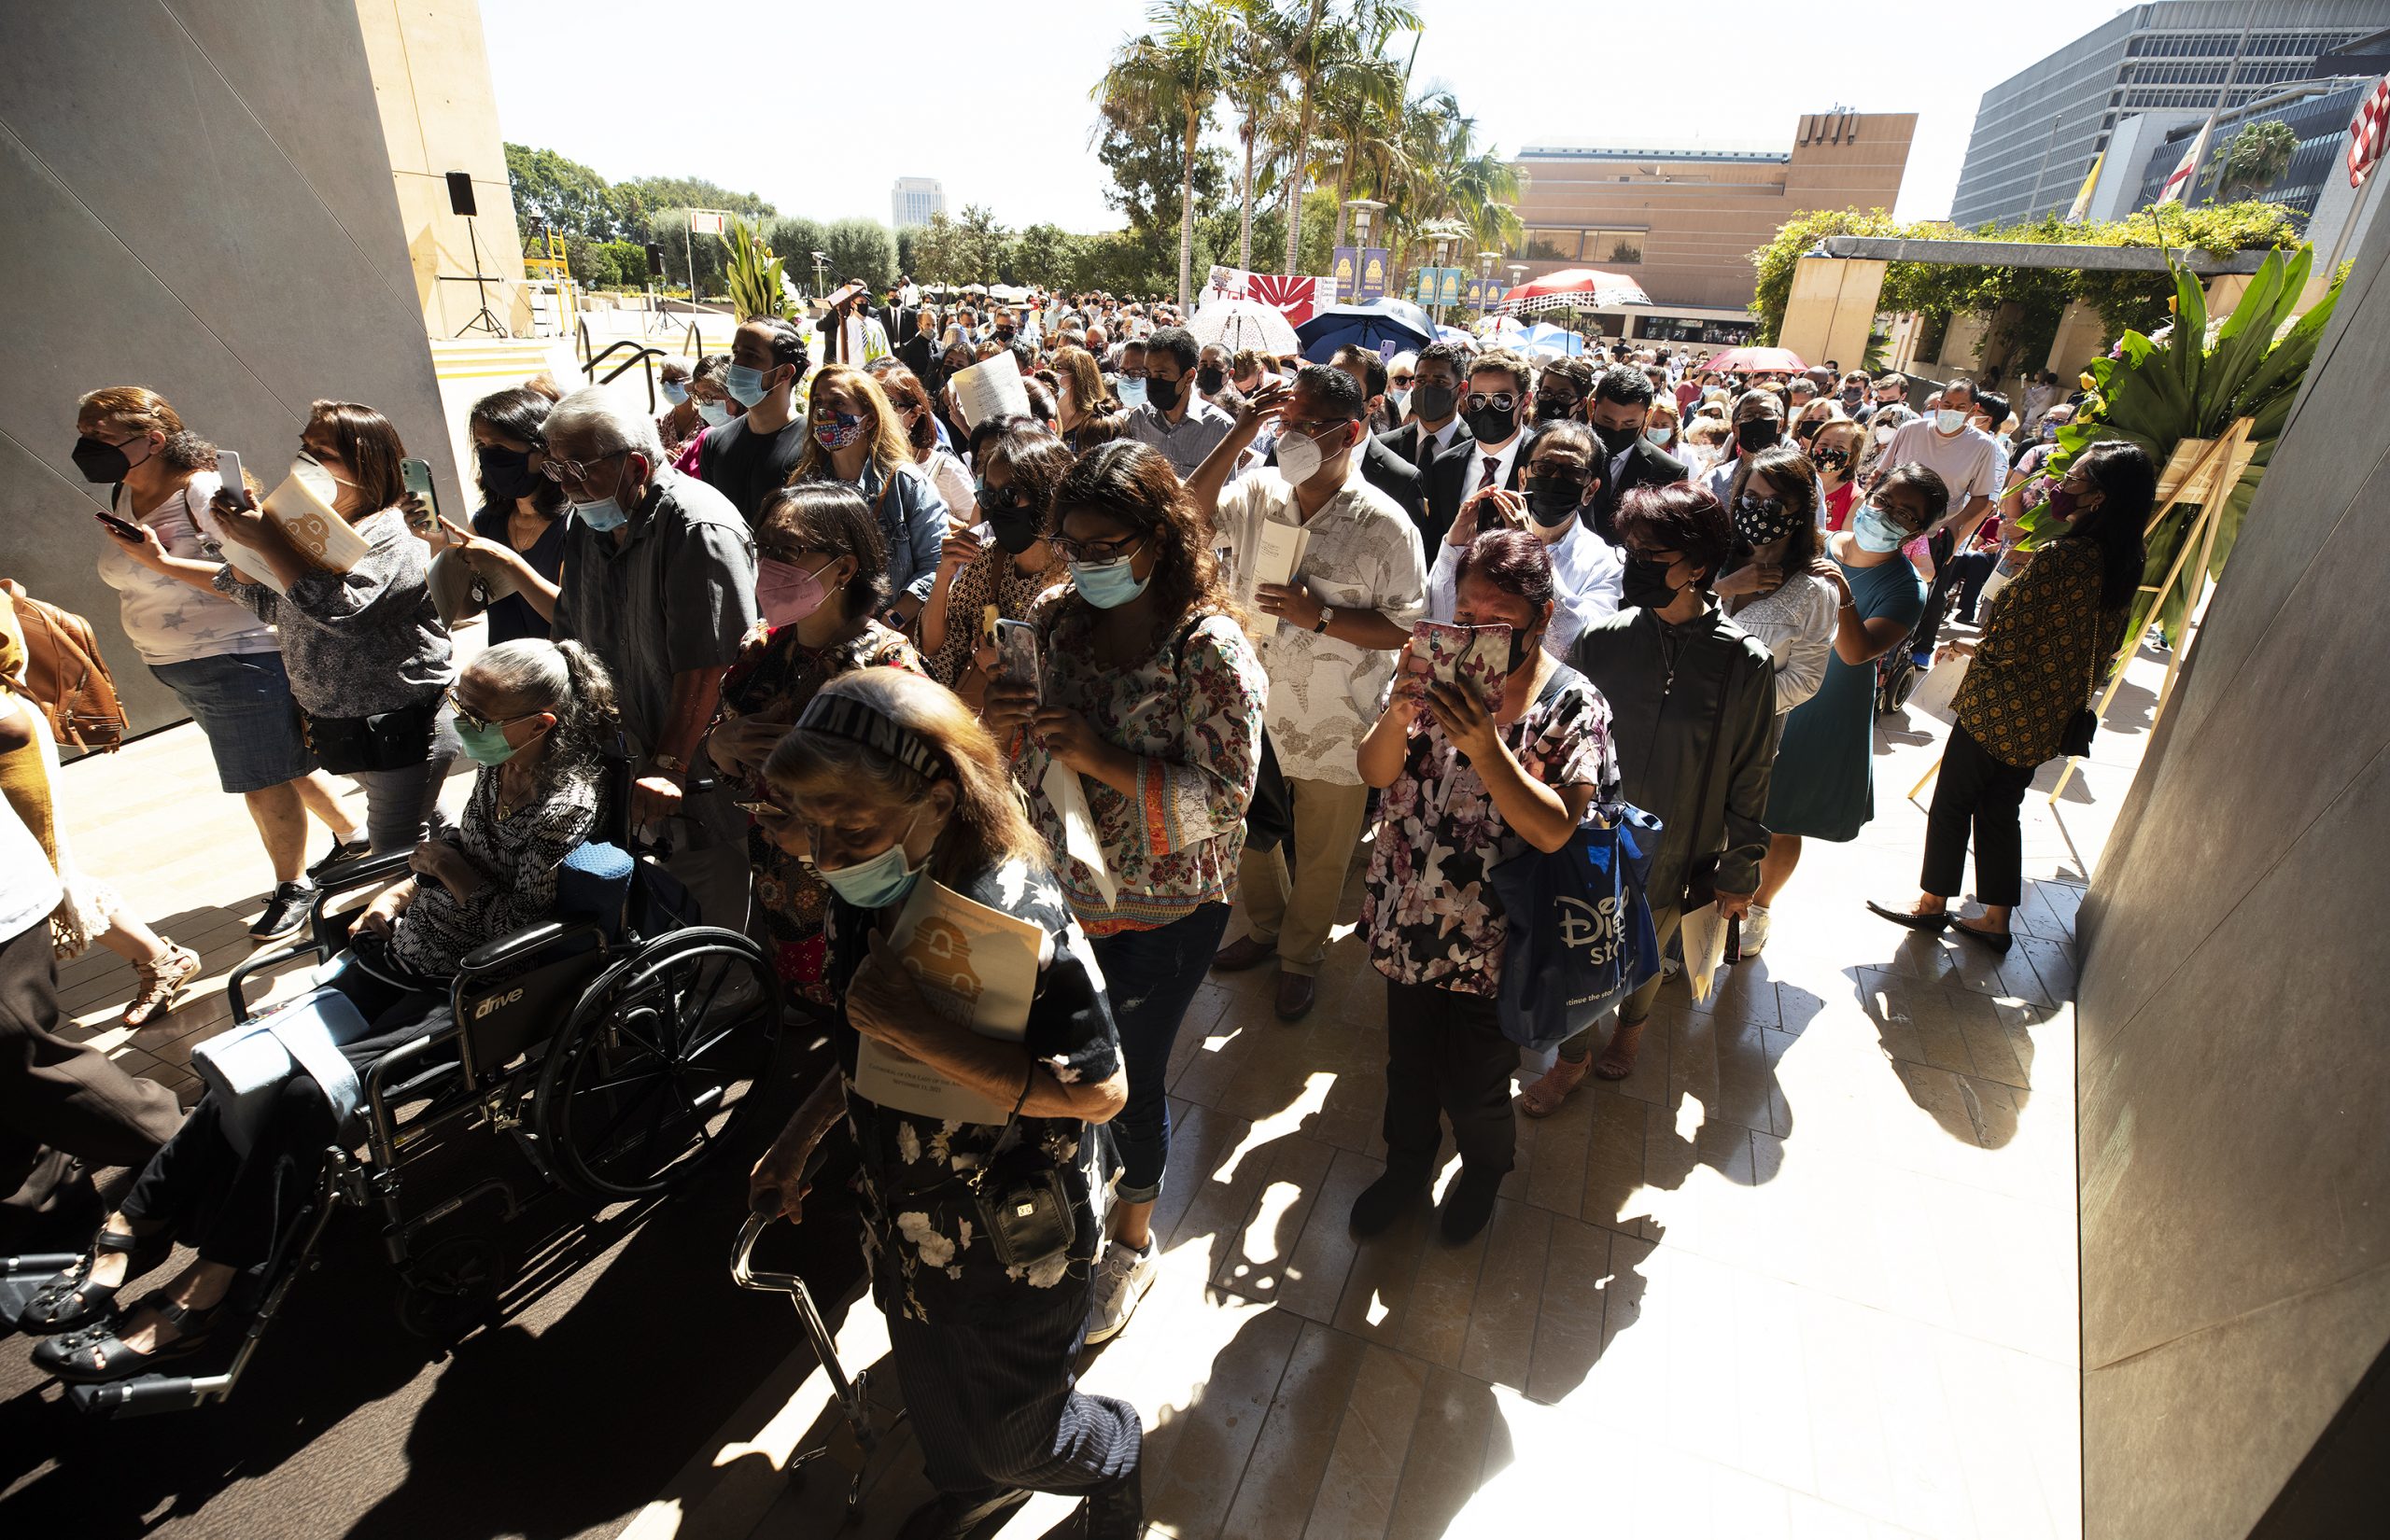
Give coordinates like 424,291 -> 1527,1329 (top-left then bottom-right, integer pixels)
1123,397 -> 1237,480
551,469 -> 758,755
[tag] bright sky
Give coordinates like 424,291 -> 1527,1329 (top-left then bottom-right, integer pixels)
480,0 -> 2133,231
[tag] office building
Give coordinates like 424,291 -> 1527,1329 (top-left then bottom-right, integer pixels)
891,176 -> 946,229
1505,111 -> 1916,321
1951,1 -> 2390,227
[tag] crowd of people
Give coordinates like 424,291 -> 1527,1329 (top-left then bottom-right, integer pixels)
1,278 -> 2149,1540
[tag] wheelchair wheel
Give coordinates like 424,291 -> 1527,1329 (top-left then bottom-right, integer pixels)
537,928 -> 780,1201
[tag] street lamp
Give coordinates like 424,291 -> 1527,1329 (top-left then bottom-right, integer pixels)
1476,250 -> 1499,329
1343,198 -> 1385,301
810,249 -> 829,301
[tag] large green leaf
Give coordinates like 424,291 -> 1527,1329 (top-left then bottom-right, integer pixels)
2203,249 -> 2285,406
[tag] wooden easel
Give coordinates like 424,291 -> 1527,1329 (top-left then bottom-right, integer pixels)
1906,416 -> 2256,805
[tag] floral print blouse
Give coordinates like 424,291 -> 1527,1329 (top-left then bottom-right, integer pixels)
1362,666 -> 1615,997
717,621 -> 923,999
391,762 -> 601,979
1954,536 -> 2127,770
921,543 -> 1067,692
828,858 -> 1121,1323
1015,600 -> 1270,935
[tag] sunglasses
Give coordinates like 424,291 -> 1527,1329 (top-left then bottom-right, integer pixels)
446,687 -> 542,735
1464,392 -> 1518,413
1050,533 -> 1145,565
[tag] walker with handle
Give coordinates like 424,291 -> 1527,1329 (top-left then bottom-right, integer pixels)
729,1178 -> 908,1515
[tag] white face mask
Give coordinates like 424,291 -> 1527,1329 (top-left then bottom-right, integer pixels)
1276,423 -> 1342,487
1935,408 -> 1967,434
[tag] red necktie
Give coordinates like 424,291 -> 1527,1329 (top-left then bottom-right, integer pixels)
1479,454 -> 1499,491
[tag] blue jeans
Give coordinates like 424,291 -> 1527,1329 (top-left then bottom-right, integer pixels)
1090,903 -> 1230,1206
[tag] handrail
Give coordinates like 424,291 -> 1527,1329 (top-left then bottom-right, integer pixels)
585,341 -> 665,411
685,317 -> 703,358
576,317 -> 593,371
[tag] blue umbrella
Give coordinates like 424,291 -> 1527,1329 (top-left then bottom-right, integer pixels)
1294,298 -> 1437,363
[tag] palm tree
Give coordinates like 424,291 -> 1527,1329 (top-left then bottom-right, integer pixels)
1384,91 -> 1519,293
1277,1 -> 1416,275
1093,1 -> 1238,309
1316,28 -> 1410,251
1223,0 -> 1296,273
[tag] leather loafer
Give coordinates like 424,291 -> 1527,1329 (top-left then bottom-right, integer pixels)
1866,900 -> 1949,933
1211,934 -> 1276,973
1273,972 -> 1316,1021
894,1487 -> 1029,1540
1948,917 -> 2014,955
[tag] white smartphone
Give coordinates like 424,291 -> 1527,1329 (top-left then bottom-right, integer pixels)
400,456 -> 443,540
214,450 -> 245,507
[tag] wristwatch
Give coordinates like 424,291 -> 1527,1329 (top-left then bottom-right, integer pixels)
653,751 -> 688,774
1314,605 -> 1336,635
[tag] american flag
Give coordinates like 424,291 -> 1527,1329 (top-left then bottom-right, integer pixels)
2351,74 -> 2390,189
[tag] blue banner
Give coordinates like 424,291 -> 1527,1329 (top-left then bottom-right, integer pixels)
1331,246 -> 1358,297
1357,247 -> 1389,302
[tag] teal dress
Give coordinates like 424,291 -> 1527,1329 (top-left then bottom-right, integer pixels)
1764,554 -> 1924,841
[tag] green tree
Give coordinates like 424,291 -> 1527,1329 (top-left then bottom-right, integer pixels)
1315,25 -> 1410,252
912,212 -> 966,286
1093,0 -> 1241,309
896,226 -> 923,278
1011,223 -> 1083,289
504,143 -> 615,237
825,217 -> 898,292
957,204 -> 1015,286
2215,120 -> 2299,203
1222,0 -> 1295,272
766,217 -> 829,297
612,174 -> 775,223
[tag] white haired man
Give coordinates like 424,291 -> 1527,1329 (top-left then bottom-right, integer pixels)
544,386 -> 760,929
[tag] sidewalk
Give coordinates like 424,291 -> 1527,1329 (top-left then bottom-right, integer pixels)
619,633 -> 2172,1540
33,626 -> 2170,1540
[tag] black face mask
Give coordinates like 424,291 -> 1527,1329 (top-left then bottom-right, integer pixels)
1146,373 -> 1184,412
1591,420 -> 1640,456
1412,381 -> 1458,422
1463,402 -> 1517,443
1196,366 -> 1226,394
1736,419 -> 1781,455
975,482 -> 1044,553
1507,623 -> 1542,676
477,444 -> 541,501
1525,474 -> 1588,524
72,434 -> 135,484
1621,554 -> 1680,610
1533,395 -> 1575,423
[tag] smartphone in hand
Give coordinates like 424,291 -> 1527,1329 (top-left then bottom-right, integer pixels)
93,508 -> 145,543
993,618 -> 1041,701
215,450 -> 246,507
400,457 -> 443,540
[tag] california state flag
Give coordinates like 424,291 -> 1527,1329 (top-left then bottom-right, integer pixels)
2158,119 -> 2213,205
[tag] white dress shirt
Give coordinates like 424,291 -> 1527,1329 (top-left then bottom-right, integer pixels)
1426,516 -> 1622,661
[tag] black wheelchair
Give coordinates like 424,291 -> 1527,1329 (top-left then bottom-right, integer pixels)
6,766 -> 782,1417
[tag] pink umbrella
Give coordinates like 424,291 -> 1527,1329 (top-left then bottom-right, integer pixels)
1493,268 -> 1652,313
1704,345 -> 1807,375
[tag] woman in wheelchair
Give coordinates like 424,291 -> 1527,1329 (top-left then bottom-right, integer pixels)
704,482 -> 922,1004
744,671 -> 1146,1539
21,639 -> 617,1384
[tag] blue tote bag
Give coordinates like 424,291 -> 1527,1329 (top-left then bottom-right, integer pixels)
1487,802 -> 1665,1052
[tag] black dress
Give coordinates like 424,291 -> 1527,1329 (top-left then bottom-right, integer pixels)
470,502 -> 568,646
822,856 -> 1140,1497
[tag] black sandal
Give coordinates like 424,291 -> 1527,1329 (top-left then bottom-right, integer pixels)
1948,917 -> 2015,955
14,1226 -> 168,1335
32,1290 -> 229,1385
1866,900 -> 1950,933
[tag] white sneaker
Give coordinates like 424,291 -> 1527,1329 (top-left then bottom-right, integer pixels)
1084,1237 -> 1156,1344
1736,903 -> 1772,959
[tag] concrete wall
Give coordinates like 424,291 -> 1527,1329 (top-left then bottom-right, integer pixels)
354,0 -> 532,339
2074,162 -> 2390,1537
0,0 -> 457,738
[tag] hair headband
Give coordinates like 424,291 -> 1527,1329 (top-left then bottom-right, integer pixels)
795,693 -> 948,783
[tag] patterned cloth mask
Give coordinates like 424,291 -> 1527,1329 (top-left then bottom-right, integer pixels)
812,412 -> 869,450
1733,491 -> 1798,547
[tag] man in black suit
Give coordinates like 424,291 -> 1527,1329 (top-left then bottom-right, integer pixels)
1421,347 -> 1539,549
875,285 -> 915,346
1378,340 -> 1472,479
1584,363 -> 1688,544
894,306 -> 940,384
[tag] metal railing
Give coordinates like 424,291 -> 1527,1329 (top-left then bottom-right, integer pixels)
583,341 -> 668,412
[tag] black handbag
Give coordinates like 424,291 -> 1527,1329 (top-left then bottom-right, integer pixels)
302,694 -> 440,776
2059,706 -> 2098,759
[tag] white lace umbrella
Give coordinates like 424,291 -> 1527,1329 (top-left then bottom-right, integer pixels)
1190,297 -> 1301,356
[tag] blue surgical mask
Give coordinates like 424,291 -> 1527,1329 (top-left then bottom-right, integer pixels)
1115,378 -> 1147,410
1853,503 -> 1909,553
725,363 -> 774,407
571,496 -> 629,532
1070,553 -> 1150,609
697,399 -> 734,427
817,812 -> 925,910
662,379 -> 690,405
454,715 -> 522,766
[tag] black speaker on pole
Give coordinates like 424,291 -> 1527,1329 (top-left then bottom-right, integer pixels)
447,170 -> 504,338
645,243 -> 665,277
445,171 -> 478,218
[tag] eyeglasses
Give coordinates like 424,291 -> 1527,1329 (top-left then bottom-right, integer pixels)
540,448 -> 627,486
1050,533 -> 1145,565
446,687 -> 540,735
1118,366 -> 1149,380
1389,374 -> 1415,387
1464,392 -> 1518,413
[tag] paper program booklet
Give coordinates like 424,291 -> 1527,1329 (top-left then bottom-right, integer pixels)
949,351 -> 1032,429
1241,519 -> 1311,642
850,878 -> 1046,1125
219,457 -> 370,595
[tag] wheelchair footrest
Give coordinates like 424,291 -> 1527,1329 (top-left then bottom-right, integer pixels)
0,1254 -> 81,1333
67,1373 -> 207,1418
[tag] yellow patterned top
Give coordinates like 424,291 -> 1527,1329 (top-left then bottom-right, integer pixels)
1954,538 -> 2127,769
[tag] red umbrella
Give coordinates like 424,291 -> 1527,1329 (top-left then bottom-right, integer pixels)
1494,268 -> 1652,312
1704,345 -> 1807,375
